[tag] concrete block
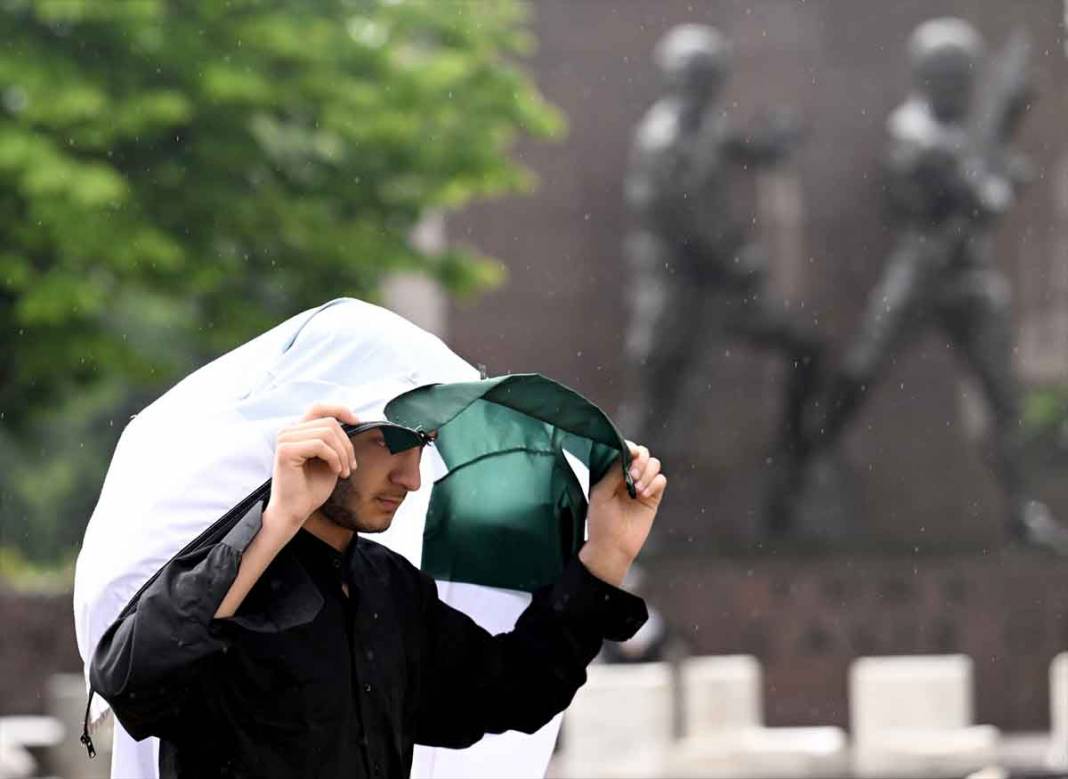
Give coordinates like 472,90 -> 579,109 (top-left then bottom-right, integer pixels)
559,662 -> 673,777
1049,652 -> 1068,769
673,655 -> 847,778
682,655 -> 762,736
850,655 -> 999,777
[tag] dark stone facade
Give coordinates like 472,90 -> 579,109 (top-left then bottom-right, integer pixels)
0,589 -> 81,715
645,551 -> 1067,730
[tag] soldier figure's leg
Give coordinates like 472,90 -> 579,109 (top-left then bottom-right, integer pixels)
619,234 -> 706,448
721,243 -> 824,458
718,244 -> 826,532
761,244 -> 926,536
813,239 -> 932,452
942,269 -> 1068,553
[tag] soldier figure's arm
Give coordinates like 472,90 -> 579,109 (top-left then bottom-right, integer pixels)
723,109 -> 802,166
884,121 -> 1014,226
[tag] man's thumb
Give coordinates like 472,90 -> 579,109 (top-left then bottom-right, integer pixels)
591,457 -> 625,499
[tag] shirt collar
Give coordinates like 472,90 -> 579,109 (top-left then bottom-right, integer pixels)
291,529 -> 348,579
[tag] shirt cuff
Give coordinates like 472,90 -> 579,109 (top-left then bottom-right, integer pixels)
220,499 -> 267,554
548,558 -> 648,642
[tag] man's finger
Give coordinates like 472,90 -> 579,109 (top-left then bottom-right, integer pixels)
300,403 -> 359,425
318,418 -> 357,471
320,422 -> 354,474
278,440 -> 344,476
337,419 -> 358,468
290,418 -> 358,470
627,443 -> 650,481
278,427 -> 352,477
642,473 -> 667,501
635,456 -> 661,493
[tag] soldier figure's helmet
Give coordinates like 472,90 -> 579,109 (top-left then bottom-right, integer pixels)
654,24 -> 731,100
908,17 -> 983,119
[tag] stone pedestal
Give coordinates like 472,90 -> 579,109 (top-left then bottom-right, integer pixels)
673,655 -> 847,777
849,655 -> 999,777
558,662 -> 673,778
682,654 -> 762,734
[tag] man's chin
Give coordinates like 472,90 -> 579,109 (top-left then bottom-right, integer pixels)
355,516 -> 394,534
354,504 -> 400,534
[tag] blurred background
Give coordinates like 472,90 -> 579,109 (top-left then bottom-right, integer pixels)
2,1 -> 1067,777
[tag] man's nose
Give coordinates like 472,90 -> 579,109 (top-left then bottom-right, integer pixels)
391,448 -> 422,492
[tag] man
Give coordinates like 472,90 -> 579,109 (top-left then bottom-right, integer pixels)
618,24 -> 819,531
89,393 -> 666,777
803,18 -> 1068,552
75,298 -> 579,778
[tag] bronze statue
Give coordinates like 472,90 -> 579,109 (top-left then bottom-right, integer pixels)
803,18 -> 1068,553
619,24 -> 820,525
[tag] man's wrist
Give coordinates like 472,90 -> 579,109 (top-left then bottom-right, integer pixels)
260,504 -> 307,544
578,543 -> 634,588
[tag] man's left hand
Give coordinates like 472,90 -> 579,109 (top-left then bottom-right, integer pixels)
580,442 -> 666,587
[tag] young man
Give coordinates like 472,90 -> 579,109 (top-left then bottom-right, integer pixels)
91,400 -> 666,778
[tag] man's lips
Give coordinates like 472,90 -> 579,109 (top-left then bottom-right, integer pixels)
376,495 -> 405,509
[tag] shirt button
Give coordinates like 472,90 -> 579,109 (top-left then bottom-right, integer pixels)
364,683 -> 372,693
372,611 -> 379,620
332,558 -> 341,569
366,649 -> 375,661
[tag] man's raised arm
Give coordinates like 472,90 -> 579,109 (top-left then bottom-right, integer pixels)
90,404 -> 359,739
413,442 -> 666,747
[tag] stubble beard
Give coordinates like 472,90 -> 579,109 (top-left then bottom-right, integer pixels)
319,477 -> 361,532
319,477 -> 394,534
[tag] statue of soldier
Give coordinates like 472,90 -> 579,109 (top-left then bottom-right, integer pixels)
806,18 -> 1068,552
618,24 -> 820,528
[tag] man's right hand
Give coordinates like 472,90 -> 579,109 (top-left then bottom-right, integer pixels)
263,403 -> 360,540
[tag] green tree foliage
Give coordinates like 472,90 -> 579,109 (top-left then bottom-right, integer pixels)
0,0 -> 562,564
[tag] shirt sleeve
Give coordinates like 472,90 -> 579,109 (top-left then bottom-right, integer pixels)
88,503 -> 262,741
413,556 -> 648,748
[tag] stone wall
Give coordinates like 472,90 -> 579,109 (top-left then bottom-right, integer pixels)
644,550 -> 1068,731
0,589 -> 82,715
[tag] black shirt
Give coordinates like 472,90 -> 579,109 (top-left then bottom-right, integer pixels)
90,501 -> 647,778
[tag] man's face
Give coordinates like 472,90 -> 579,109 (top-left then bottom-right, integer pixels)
318,428 -> 423,534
